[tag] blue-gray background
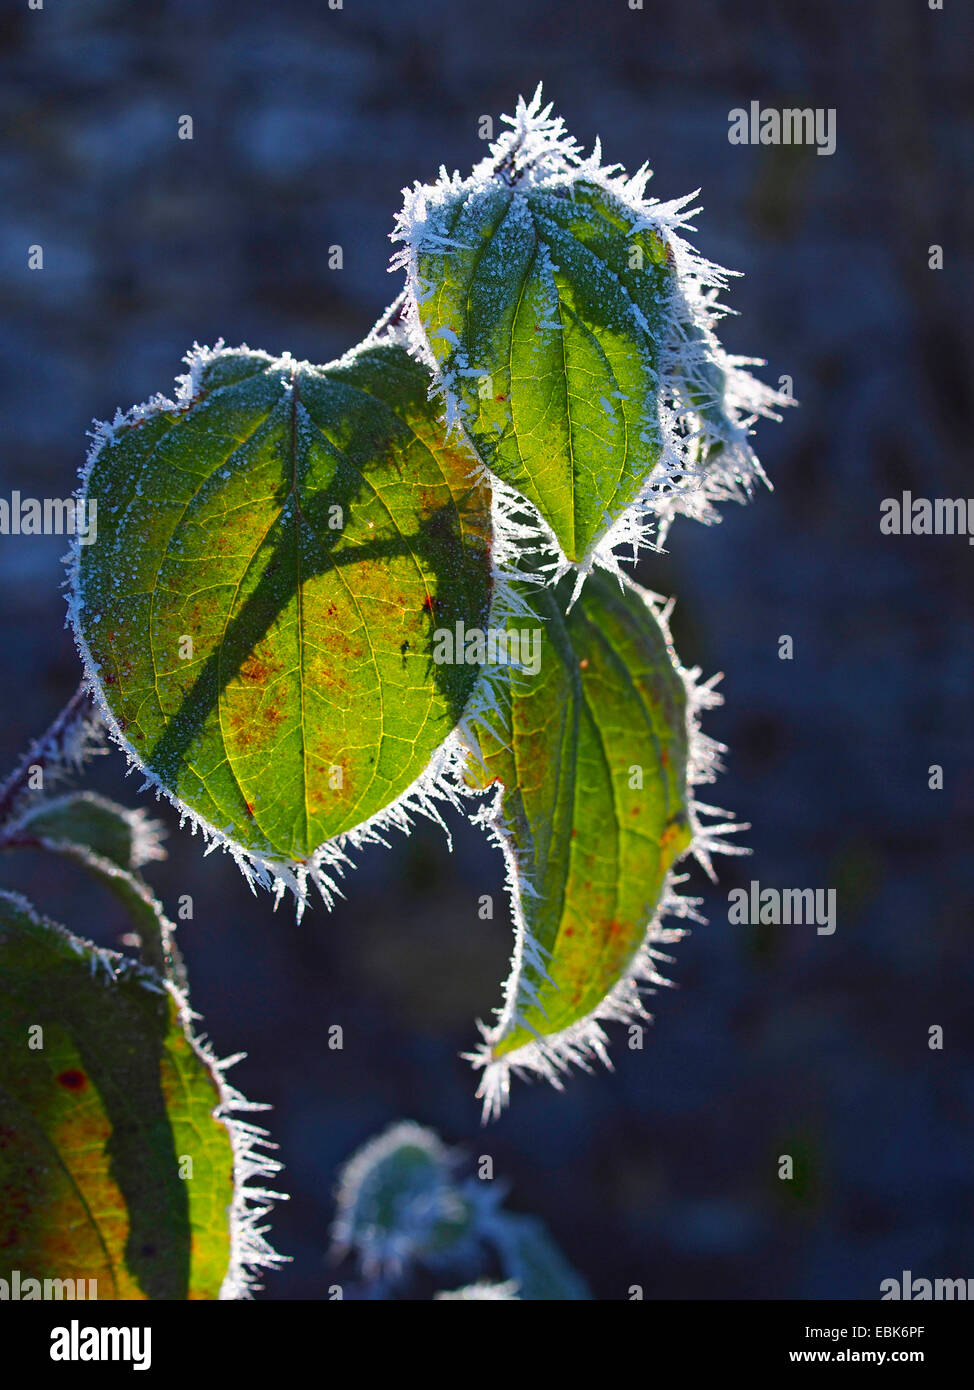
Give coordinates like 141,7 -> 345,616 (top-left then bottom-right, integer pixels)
1,0 -> 971,1299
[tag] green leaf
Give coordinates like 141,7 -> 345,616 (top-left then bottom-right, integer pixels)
0,791 -> 183,985
0,891 -> 280,1299
463,572 -> 699,1117
406,177 -> 675,564
71,338 -> 491,879
395,87 -> 790,566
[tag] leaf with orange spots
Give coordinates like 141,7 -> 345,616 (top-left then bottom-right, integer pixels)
0,891 -> 282,1299
70,334 -> 491,894
462,572 -> 702,1118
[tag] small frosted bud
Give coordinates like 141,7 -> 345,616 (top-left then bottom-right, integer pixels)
330,1122 -> 472,1275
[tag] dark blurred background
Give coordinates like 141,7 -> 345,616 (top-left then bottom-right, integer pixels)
1,0 -> 972,1299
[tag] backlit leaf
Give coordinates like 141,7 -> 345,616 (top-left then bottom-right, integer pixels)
394,85 -> 790,568
71,338 -> 491,882
0,892 -> 282,1298
463,572 -> 703,1117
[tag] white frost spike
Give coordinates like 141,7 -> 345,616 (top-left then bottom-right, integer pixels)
391,84 -> 794,589
459,581 -> 745,1122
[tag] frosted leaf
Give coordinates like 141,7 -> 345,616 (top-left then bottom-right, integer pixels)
392,83 -> 792,579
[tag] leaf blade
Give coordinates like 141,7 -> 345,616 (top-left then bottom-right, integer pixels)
72,340 -> 492,872
0,892 -> 255,1299
464,573 -> 695,1112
